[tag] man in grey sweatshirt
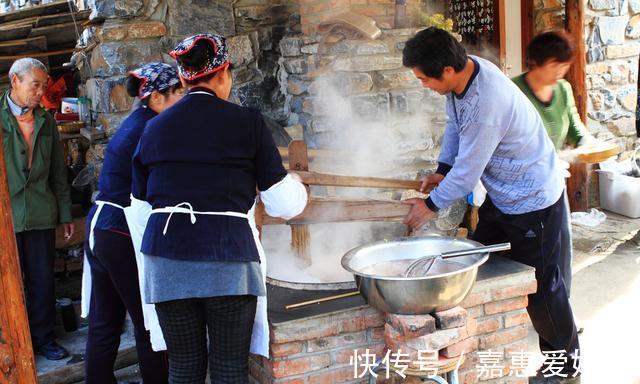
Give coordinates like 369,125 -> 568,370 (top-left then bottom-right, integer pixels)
402,27 -> 580,383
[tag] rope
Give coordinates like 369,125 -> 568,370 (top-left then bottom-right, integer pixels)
66,0 -> 93,80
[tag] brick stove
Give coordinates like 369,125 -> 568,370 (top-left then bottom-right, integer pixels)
249,256 -> 538,384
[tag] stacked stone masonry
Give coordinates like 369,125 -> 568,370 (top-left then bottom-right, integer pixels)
79,0 -> 300,184
249,273 -> 537,384
278,29 -> 446,169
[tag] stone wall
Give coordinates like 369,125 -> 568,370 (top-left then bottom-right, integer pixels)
278,28 -> 446,179
79,0 -> 450,190
78,0 -> 300,181
78,0 -> 462,227
534,0 -> 640,153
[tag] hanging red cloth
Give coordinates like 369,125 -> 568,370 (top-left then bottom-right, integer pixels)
42,75 -> 68,110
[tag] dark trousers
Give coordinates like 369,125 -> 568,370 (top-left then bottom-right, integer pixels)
84,229 -> 168,384
15,229 -> 56,348
155,295 -> 257,384
473,196 -> 580,372
561,191 -> 573,297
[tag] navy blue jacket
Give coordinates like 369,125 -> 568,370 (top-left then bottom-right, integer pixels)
87,106 -> 157,234
132,87 -> 286,262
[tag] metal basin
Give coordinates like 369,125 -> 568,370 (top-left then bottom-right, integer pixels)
341,236 -> 489,315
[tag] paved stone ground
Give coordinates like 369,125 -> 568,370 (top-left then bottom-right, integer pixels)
526,211 -> 640,384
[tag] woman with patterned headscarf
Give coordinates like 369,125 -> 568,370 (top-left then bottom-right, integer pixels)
83,62 -> 183,383
130,34 -> 307,383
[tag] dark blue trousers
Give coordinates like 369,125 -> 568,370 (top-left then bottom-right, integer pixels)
473,195 -> 580,374
15,229 -> 56,349
84,229 -> 168,384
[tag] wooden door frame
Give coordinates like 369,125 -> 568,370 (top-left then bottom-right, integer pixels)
493,0 -> 507,72
520,0 -> 534,69
0,129 -> 38,382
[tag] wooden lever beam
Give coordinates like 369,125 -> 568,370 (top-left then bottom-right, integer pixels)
263,197 -> 412,225
295,170 -> 422,190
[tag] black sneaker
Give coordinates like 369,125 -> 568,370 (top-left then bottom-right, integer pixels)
37,341 -> 69,361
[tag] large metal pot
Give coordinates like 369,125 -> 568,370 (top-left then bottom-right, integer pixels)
341,235 -> 489,315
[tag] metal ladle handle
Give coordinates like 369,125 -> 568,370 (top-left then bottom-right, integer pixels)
404,242 -> 511,277
439,242 -> 511,259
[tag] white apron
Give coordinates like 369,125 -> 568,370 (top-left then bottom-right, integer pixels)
81,200 -> 126,318
125,199 -> 270,357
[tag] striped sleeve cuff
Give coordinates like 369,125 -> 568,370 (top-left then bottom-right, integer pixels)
425,196 -> 440,212
435,162 -> 452,176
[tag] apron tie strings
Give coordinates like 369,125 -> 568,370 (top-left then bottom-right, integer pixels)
162,202 -> 197,235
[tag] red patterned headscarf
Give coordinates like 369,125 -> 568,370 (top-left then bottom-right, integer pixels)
170,34 -> 229,82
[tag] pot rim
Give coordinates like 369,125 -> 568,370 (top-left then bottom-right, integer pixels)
341,235 -> 490,281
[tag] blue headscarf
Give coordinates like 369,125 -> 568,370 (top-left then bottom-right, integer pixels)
128,62 -> 180,99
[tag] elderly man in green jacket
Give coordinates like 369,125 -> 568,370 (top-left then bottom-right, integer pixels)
1,58 -> 73,360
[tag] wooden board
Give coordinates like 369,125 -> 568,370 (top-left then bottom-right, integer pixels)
263,197 -> 412,225
0,35 -> 47,54
0,0 -> 72,24
297,170 -> 422,190
0,16 -> 37,29
278,146 -> 361,160
0,24 -> 31,42
29,20 -> 78,46
35,10 -> 90,28
0,47 -> 75,61
0,36 -> 47,74
575,142 -> 620,163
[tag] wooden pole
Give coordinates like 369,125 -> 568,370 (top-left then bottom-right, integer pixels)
520,0 -> 534,67
567,162 -> 588,212
288,140 -> 312,268
565,0 -> 587,122
566,0 -> 589,212
496,0 -> 507,73
0,130 -> 38,382
285,291 -> 360,310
